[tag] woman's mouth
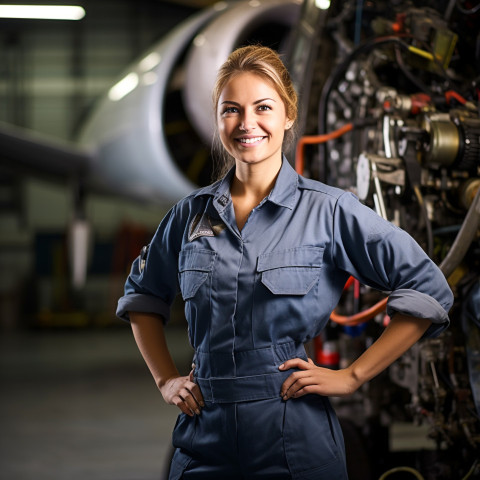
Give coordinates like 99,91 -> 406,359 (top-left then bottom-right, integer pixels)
236,136 -> 265,145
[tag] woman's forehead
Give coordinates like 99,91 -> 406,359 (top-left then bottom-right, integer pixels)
219,72 -> 282,103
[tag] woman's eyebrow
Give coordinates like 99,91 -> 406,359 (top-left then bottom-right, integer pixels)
220,97 -> 276,105
254,97 -> 276,104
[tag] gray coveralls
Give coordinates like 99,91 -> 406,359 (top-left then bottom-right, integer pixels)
117,159 -> 453,479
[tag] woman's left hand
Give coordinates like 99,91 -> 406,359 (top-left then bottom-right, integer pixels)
279,358 -> 360,399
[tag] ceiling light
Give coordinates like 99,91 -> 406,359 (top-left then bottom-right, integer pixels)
0,5 -> 85,20
315,0 -> 331,9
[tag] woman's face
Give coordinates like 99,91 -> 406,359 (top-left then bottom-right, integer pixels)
217,72 -> 290,168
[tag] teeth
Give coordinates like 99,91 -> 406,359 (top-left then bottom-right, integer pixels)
238,137 -> 263,144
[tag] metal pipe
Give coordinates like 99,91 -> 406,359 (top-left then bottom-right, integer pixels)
439,185 -> 480,278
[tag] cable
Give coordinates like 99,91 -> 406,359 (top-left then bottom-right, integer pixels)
456,0 -> 480,14
394,45 -> 432,94
354,0 -> 364,46
413,185 -> 434,258
462,459 -> 479,480
439,185 -> 480,278
295,123 -> 354,174
379,466 -> 426,480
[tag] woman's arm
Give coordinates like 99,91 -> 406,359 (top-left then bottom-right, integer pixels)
130,311 -> 204,416
279,313 -> 432,399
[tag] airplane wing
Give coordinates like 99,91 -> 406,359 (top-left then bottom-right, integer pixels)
0,121 -> 90,179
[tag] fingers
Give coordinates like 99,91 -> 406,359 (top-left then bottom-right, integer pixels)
173,380 -> 205,416
163,375 -> 205,416
280,370 -> 316,400
278,357 -> 313,372
278,357 -> 316,400
188,366 -> 205,406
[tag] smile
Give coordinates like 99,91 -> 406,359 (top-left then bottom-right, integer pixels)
236,136 -> 265,145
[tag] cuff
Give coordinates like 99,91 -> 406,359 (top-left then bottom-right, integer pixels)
116,293 -> 170,323
386,289 -> 450,338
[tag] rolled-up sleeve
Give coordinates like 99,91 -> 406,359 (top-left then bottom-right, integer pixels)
116,205 -> 181,323
331,192 -> 453,338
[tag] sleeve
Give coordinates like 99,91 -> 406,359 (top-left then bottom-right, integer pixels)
331,192 -> 454,338
116,204 -> 183,323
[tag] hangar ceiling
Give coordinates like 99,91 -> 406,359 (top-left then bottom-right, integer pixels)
0,0 -> 204,140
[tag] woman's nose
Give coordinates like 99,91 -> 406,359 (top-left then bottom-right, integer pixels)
239,112 -> 255,132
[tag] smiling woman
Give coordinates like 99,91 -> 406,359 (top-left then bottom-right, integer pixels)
212,46 -> 298,179
217,73 -> 289,177
117,45 -> 453,480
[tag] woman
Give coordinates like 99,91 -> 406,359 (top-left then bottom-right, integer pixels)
117,46 -> 453,479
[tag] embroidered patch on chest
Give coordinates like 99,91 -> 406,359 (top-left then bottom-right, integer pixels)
188,213 -> 226,242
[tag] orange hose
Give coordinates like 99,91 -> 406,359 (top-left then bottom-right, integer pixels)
330,297 -> 388,326
295,123 -> 354,174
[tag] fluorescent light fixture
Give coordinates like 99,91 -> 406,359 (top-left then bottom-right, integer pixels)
108,72 -> 139,102
0,5 -> 85,20
315,0 -> 331,9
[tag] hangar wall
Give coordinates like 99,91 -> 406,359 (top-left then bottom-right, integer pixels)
0,1 -> 200,328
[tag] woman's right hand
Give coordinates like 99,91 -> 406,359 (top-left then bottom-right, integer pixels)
159,369 -> 205,417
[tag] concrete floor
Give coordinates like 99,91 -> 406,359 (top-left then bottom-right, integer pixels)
0,325 -> 193,480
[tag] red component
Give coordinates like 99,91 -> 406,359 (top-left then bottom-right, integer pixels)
445,90 -> 467,105
343,275 -> 355,291
394,13 -> 406,32
392,22 -> 402,33
354,278 -> 360,299
317,349 -> 340,367
410,93 -> 431,114
314,337 -> 340,367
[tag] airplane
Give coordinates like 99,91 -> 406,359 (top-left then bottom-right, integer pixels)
0,0 -> 328,287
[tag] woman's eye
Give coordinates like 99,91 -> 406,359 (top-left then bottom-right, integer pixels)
257,104 -> 272,111
222,106 -> 238,114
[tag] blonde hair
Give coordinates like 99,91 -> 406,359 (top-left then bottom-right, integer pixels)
212,45 -> 298,179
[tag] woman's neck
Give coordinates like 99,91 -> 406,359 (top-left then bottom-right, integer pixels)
231,157 -> 282,202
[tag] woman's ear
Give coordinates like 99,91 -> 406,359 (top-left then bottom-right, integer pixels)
285,119 -> 293,130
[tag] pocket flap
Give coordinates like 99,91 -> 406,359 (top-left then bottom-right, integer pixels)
179,248 -> 216,273
257,246 -> 324,272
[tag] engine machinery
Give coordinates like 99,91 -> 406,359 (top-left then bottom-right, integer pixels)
298,1 -> 480,478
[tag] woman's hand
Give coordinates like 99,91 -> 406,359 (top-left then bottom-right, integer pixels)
159,369 -> 205,417
279,358 -> 360,399
279,316 -> 432,400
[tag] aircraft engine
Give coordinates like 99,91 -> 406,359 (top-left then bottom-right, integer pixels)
78,0 -> 301,206
296,1 -> 480,477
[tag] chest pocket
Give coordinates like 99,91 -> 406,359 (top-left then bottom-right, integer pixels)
257,246 -> 324,295
178,248 -> 216,300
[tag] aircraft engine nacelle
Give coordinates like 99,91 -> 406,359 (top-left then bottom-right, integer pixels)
78,0 -> 301,206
